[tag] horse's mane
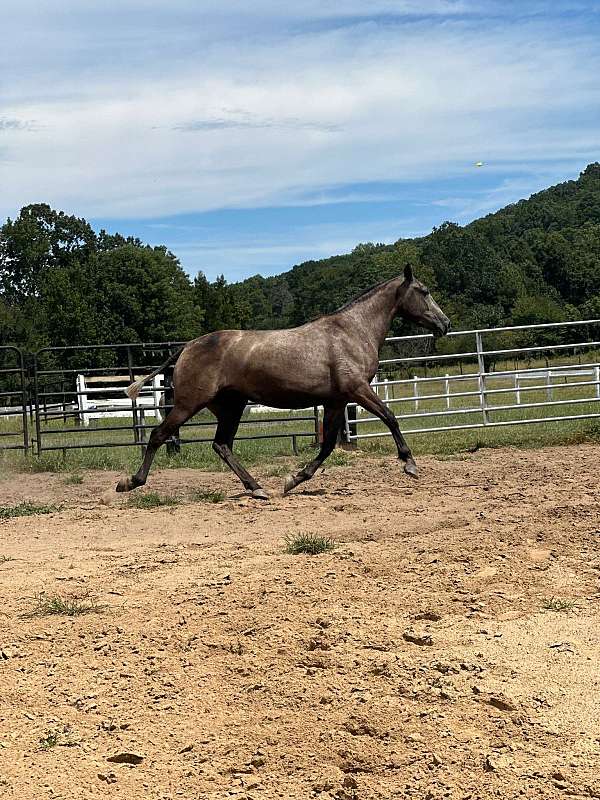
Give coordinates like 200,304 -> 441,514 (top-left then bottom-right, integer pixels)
311,276 -> 399,321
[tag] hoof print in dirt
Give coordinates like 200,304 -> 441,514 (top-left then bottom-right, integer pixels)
472,688 -> 518,713
343,717 -> 378,738
413,610 -> 442,622
106,752 -> 144,765
402,628 -> 433,646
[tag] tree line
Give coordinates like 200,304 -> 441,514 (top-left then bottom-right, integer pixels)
1,163 -> 599,359
230,163 -> 600,338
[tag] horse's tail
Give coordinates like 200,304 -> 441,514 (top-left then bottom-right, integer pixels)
124,345 -> 185,400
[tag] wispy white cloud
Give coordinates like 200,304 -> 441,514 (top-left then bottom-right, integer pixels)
170,216 -> 422,279
0,117 -> 38,131
1,1 -> 599,231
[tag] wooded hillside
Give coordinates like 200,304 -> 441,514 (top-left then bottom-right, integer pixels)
1,164 -> 599,353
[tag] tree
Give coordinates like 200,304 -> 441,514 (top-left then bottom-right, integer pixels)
0,203 -> 96,302
91,245 -> 200,343
0,206 -> 203,352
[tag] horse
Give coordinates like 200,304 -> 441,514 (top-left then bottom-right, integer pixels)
116,265 -> 450,499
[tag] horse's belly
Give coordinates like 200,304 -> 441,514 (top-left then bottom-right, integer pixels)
222,333 -> 337,406
247,388 -> 323,409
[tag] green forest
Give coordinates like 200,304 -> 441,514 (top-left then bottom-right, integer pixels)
1,162 -> 600,355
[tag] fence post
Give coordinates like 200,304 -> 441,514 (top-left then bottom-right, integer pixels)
445,374 -> 450,410
546,370 -> 552,402
152,373 -> 163,422
383,378 -> 389,403
595,366 -> 600,400
16,349 -> 30,454
32,353 -> 43,455
139,409 -> 147,444
475,331 -> 488,425
343,404 -> 358,449
413,376 -> 419,412
76,373 -> 90,427
313,406 -> 320,446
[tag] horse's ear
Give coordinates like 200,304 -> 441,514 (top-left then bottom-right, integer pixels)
404,263 -> 414,283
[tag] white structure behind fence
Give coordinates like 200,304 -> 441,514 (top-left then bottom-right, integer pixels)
75,373 -> 165,426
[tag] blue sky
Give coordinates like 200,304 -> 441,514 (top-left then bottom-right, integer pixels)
1,1 -> 599,281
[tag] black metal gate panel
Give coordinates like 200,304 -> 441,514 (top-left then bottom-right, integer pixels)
31,342 -> 319,456
0,346 -> 29,452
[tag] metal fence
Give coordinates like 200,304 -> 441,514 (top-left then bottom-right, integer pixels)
30,342 -> 319,456
1,320 -> 599,459
345,318 -> 600,442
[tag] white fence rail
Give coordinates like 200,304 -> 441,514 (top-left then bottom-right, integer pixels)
346,318 -> 600,442
73,373 -> 311,423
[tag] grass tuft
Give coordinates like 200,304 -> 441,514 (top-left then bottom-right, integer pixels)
63,474 -> 84,485
0,502 -> 58,520
38,726 -> 73,750
190,489 -> 226,503
542,597 -> 576,612
285,533 -> 337,555
0,554 -> 14,563
127,492 -> 180,509
39,730 -> 61,750
30,592 -> 102,617
266,464 -> 290,478
326,449 -> 352,467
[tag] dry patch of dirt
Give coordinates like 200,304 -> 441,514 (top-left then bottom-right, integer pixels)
1,444 -> 600,799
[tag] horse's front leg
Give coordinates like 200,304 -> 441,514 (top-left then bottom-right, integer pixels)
348,384 -> 418,478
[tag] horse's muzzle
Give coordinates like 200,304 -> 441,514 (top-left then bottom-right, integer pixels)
433,318 -> 451,338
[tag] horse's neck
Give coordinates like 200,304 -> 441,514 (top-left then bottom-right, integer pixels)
338,279 -> 402,348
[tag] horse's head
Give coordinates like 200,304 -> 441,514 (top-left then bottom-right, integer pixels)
397,264 -> 451,337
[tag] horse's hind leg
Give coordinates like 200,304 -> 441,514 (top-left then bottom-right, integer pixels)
210,395 -> 269,500
116,403 -> 196,492
283,405 -> 346,495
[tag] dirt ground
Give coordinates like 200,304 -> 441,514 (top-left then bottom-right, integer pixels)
0,444 -> 599,800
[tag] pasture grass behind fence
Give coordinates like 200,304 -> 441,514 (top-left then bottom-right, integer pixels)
1,408 -> 600,476
352,349 -> 600,454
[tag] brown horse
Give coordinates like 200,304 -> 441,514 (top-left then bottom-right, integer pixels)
116,265 -> 450,498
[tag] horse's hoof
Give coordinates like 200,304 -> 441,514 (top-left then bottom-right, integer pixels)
283,475 -> 297,495
404,461 -> 419,479
251,488 -> 270,500
116,477 -> 132,492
